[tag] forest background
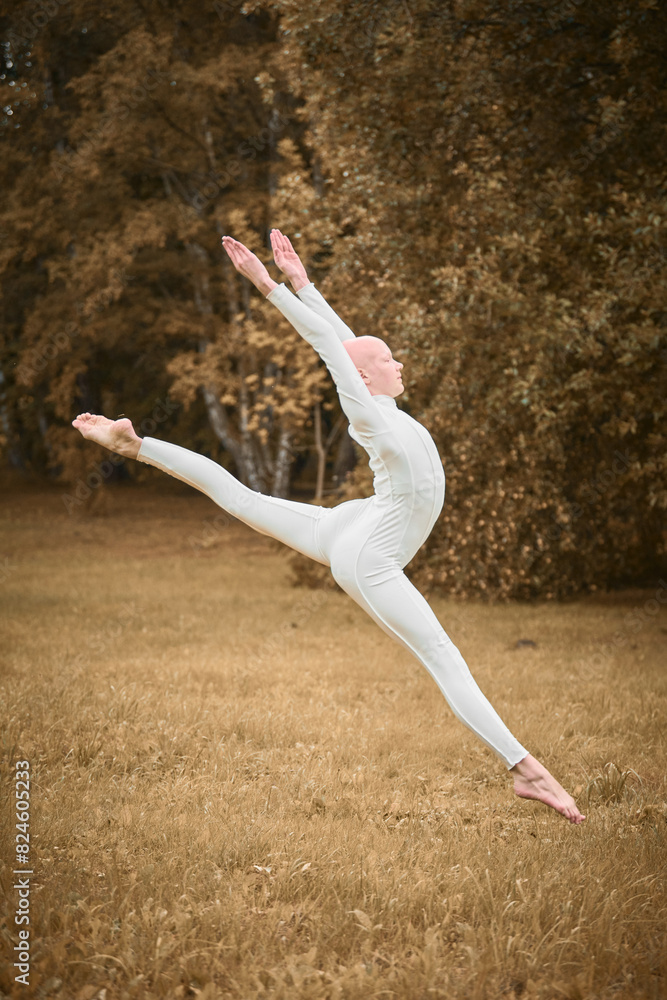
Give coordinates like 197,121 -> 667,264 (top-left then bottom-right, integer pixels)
1,0 -> 665,600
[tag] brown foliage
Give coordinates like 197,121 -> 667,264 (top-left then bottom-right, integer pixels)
1,0 -> 665,595
266,0 -> 667,598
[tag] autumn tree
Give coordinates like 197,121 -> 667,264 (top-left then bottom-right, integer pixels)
1,0 -> 664,596
0,0 -> 342,496
255,0 -> 666,597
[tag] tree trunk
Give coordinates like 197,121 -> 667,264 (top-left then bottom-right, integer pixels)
273,423 -> 292,498
159,102 -> 298,499
332,426 -> 357,488
188,238 -> 263,484
313,405 -> 346,500
159,167 -> 256,483
0,369 -> 24,469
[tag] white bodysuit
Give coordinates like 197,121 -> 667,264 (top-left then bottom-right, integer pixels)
138,281 -> 528,768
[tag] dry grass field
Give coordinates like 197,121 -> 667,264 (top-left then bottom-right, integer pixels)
1,478 -> 666,1000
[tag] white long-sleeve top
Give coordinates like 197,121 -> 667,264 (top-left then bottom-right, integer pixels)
267,282 -> 445,505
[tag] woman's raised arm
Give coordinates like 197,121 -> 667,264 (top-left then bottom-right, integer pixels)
222,234 -> 382,436
271,229 -> 357,344
266,282 -> 387,439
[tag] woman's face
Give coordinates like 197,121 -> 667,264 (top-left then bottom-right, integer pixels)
345,336 -> 404,396
365,342 -> 405,397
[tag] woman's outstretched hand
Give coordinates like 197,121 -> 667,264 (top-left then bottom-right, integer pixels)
221,236 -> 277,297
270,229 -> 310,291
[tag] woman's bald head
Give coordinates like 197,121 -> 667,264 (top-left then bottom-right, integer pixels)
343,336 -> 387,369
343,336 -> 404,398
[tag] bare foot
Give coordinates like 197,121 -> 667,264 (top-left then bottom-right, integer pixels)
512,754 -> 586,825
221,236 -> 277,296
71,413 -> 142,459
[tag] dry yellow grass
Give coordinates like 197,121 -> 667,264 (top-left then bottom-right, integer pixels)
1,479 -> 666,1000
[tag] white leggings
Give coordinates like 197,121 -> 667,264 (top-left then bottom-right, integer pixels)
138,437 -> 528,768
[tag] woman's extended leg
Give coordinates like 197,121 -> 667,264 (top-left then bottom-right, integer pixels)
136,436 -> 334,563
325,522 -> 584,822
330,547 -> 529,769
71,414 -> 331,564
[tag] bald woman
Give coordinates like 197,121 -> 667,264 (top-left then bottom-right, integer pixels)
72,229 -> 584,824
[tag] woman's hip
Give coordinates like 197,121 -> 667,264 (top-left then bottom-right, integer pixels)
319,493 -> 438,572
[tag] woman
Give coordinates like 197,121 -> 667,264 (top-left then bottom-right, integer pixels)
73,229 -> 585,824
